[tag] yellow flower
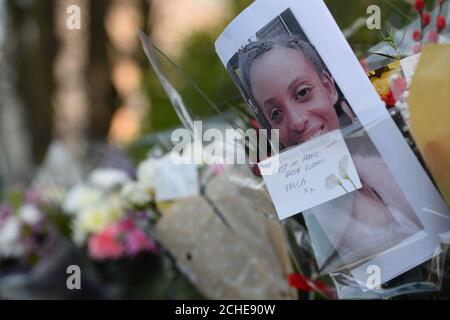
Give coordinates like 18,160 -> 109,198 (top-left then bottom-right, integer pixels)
74,194 -> 123,240
371,72 -> 392,97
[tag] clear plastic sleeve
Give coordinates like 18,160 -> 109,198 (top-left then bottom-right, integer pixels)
213,0 -> 450,299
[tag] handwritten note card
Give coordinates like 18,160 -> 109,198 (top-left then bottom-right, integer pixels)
258,130 -> 362,220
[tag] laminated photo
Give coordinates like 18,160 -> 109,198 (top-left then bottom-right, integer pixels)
215,0 -> 450,289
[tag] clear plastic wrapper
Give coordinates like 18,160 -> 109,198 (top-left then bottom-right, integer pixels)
154,164 -> 296,300
329,256 -> 443,299
140,0 -> 450,298
225,165 -> 336,299
366,1 -> 450,70
130,129 -> 295,299
214,0 -> 450,299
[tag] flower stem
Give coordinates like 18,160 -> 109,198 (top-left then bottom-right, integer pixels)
338,182 -> 349,193
346,177 -> 358,191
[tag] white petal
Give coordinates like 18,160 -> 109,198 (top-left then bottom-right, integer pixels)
89,168 -> 130,190
325,174 -> 339,190
339,155 -> 349,178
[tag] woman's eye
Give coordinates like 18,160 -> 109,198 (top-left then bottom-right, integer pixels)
270,109 -> 282,122
296,88 -> 311,100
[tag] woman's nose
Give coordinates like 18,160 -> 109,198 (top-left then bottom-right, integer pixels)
286,109 -> 308,133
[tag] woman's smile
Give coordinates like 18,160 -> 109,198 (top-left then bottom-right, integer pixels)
249,46 -> 339,148
301,124 -> 326,143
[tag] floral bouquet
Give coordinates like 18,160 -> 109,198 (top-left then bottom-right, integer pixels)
62,167 -> 158,260
58,164 -> 172,298
2,142 -> 194,299
0,188 -> 56,274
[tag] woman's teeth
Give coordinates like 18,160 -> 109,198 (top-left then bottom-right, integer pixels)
305,129 -> 323,142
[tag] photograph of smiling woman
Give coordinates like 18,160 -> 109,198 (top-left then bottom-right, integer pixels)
238,35 -> 355,150
236,34 -> 424,269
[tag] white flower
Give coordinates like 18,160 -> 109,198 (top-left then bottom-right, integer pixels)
137,158 -> 156,191
63,184 -> 103,215
120,181 -> 152,207
389,73 -> 399,82
325,174 -> 339,190
402,90 -> 410,99
89,168 -> 130,190
18,204 -> 42,226
71,219 -> 88,246
0,215 -> 24,258
74,196 -> 122,236
339,155 -> 349,179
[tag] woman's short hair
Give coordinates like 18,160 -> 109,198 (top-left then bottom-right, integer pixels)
238,34 -> 328,108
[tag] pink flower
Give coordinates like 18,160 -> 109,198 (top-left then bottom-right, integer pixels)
88,225 -> 125,261
24,190 -> 41,205
125,228 -> 158,256
390,77 -> 407,100
211,164 -> 225,176
427,30 -> 439,43
118,217 -> 135,232
412,42 -> 422,54
359,58 -> 369,73
0,205 -> 12,224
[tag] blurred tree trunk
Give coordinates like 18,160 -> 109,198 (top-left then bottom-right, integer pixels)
53,0 -> 90,160
5,0 -> 56,165
0,0 -> 34,184
88,0 -> 118,141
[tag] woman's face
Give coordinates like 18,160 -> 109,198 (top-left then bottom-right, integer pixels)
249,46 -> 339,147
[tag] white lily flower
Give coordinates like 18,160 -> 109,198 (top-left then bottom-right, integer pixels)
63,184 -> 103,215
325,174 -> 340,190
339,155 -> 349,179
120,181 -> 152,207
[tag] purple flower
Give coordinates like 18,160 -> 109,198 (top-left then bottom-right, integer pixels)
125,228 -> 158,256
24,190 -> 41,205
0,205 -> 12,224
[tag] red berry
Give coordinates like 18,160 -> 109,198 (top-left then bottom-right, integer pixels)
427,30 -> 439,43
251,164 -> 261,177
422,12 -> 431,26
381,90 -> 396,108
414,0 -> 425,12
412,30 -> 422,41
249,118 -> 260,130
436,15 -> 447,32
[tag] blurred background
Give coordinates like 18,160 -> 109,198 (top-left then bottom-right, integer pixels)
0,0 -> 418,185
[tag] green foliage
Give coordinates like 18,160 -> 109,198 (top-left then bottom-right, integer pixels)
141,0 -> 252,133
